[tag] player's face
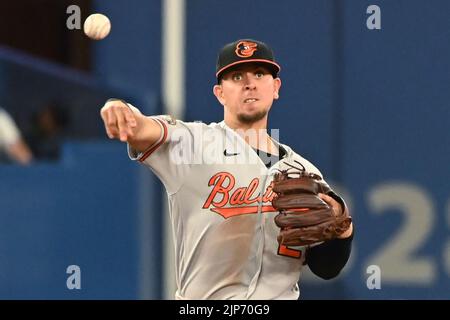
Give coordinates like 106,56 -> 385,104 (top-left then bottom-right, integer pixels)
213,64 -> 281,126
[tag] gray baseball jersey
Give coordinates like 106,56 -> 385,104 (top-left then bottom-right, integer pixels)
128,115 -> 324,300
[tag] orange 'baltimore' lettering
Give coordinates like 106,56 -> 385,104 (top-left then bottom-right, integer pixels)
203,172 -> 277,218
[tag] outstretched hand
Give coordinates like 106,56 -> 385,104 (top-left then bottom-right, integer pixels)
100,99 -> 137,142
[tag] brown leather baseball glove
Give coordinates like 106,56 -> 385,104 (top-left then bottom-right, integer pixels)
271,165 -> 352,247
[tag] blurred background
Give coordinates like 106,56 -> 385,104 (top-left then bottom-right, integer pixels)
0,0 -> 448,299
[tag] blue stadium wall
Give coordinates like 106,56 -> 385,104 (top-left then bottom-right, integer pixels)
0,0 -> 448,299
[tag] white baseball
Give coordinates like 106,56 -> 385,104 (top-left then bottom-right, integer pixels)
83,13 -> 111,40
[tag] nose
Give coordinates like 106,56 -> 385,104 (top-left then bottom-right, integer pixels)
243,73 -> 256,90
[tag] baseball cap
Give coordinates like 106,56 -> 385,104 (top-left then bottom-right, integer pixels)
216,39 -> 281,82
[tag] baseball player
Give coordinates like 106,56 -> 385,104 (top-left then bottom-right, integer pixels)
100,39 -> 354,299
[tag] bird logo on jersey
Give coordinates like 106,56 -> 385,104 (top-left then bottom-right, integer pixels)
235,41 -> 258,58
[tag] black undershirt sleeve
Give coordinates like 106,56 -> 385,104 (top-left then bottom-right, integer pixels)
305,230 -> 354,280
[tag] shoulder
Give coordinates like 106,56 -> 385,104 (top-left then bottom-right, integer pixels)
150,116 -> 225,144
153,115 -> 218,128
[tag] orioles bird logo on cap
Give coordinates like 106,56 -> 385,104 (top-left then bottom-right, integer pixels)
235,41 -> 258,58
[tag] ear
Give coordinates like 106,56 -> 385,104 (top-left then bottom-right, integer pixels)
213,84 -> 226,106
273,78 -> 281,100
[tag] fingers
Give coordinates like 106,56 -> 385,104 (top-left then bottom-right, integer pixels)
100,100 -> 137,141
318,193 -> 333,203
318,193 -> 341,214
101,107 -> 117,138
115,107 -> 131,141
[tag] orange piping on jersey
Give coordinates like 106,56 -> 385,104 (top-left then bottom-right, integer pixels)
139,118 -> 168,162
211,205 -> 276,219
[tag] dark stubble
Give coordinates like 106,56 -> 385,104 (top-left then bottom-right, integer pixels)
237,109 -> 268,124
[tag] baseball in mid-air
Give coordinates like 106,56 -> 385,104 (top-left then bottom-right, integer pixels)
83,13 -> 111,40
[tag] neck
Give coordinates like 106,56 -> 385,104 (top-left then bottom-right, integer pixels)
224,115 -> 267,131
224,117 -> 277,154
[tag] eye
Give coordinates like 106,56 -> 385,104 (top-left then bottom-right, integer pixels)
255,71 -> 265,78
232,73 -> 243,81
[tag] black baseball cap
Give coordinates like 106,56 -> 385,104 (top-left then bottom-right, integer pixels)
216,39 -> 281,82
